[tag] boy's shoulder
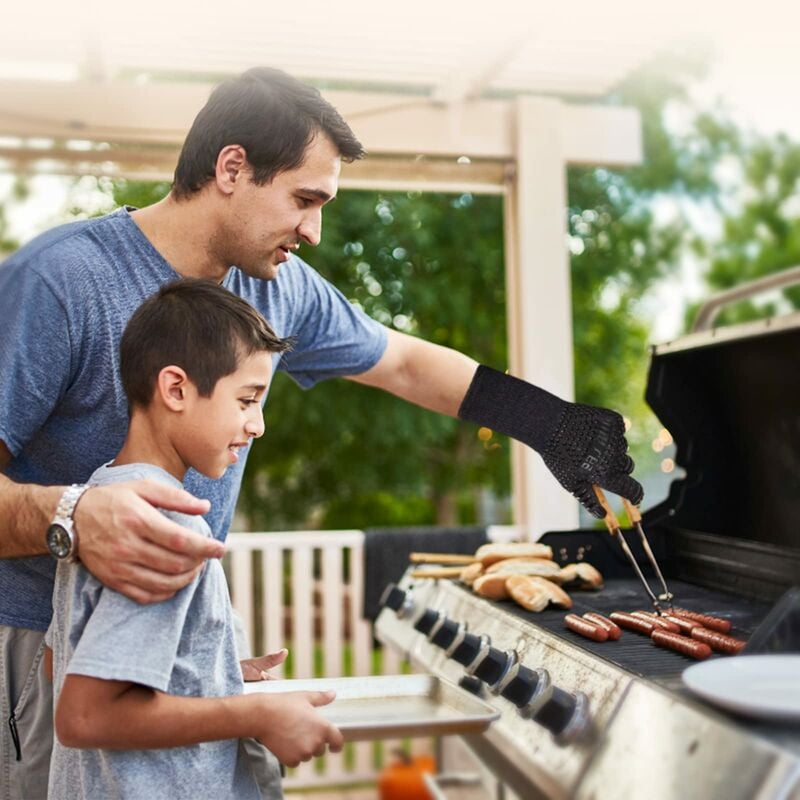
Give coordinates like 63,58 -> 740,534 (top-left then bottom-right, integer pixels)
89,462 -> 212,538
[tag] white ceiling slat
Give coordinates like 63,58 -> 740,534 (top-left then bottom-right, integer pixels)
0,0 -> 710,100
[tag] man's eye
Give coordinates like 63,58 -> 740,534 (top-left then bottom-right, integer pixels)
297,197 -> 312,208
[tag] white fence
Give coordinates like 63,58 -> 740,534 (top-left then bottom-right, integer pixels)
225,527 -> 518,789
225,530 -> 410,789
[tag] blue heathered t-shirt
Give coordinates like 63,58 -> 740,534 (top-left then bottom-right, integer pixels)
0,207 -> 387,631
46,462 -> 260,800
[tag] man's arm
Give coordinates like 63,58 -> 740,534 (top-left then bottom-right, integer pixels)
55,674 -> 343,768
348,329 -> 642,515
0,440 -> 223,603
348,328 -> 479,416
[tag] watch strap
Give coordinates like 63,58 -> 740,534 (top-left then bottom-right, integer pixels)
51,484 -> 91,560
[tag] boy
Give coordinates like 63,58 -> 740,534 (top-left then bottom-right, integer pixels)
45,279 -> 343,799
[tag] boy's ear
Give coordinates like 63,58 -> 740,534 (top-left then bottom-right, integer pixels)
157,366 -> 191,410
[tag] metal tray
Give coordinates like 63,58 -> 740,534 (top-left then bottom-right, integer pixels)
243,674 -> 500,740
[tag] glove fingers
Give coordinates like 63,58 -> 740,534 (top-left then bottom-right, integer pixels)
615,453 -> 635,475
602,474 -> 644,506
574,484 -> 606,519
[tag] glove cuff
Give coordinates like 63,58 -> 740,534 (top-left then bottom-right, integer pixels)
457,365 -> 569,453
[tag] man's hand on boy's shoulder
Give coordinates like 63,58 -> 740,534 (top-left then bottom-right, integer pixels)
76,480 -> 222,604
241,649 -> 289,681
251,690 -> 343,767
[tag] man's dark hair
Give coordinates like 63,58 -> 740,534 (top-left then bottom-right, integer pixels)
120,279 -> 291,409
172,66 -> 364,198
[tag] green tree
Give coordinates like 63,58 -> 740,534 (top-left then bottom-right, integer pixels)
241,190 -> 511,530
700,134 -> 800,324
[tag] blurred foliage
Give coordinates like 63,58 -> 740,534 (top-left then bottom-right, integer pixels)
697,135 -> 800,324
242,190 -> 511,529
7,56 -> 800,529
0,178 -> 25,256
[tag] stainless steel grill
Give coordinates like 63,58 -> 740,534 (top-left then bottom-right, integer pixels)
376,279 -> 800,800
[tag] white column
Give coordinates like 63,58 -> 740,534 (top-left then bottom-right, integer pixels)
504,96 -> 580,539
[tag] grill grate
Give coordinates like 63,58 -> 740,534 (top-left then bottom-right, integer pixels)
459,578 -> 770,684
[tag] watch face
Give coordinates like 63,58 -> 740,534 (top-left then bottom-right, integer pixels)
46,524 -> 72,559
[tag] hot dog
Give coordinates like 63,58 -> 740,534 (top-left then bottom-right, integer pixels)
651,629 -> 712,660
690,627 -> 746,654
583,612 -> 622,640
663,615 -> 701,635
564,614 -> 608,642
671,608 -> 731,634
609,612 -> 655,635
631,611 -> 681,634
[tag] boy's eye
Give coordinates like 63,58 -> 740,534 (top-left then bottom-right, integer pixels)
297,196 -> 312,209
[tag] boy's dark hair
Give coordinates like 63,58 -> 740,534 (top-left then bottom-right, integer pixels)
120,279 -> 291,409
172,66 -> 364,198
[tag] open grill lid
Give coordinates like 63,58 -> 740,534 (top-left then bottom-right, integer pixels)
641,271 -> 800,600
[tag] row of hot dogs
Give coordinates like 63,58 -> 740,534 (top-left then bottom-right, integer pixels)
562,608 -> 746,659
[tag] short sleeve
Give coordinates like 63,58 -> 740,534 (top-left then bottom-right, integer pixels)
277,258 -> 387,389
0,266 -> 73,456
66,571 -> 201,691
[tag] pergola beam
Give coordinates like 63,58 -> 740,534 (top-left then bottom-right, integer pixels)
0,79 -> 641,165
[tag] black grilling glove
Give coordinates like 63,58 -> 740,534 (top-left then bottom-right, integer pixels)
457,365 -> 643,518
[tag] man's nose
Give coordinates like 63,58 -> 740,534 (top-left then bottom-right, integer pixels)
297,209 -> 322,247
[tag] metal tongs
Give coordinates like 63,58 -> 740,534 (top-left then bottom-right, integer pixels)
592,485 -> 674,615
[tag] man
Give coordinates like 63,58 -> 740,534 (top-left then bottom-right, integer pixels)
0,67 -> 642,799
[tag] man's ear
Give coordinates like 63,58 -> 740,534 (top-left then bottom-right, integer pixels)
215,145 -> 249,195
157,366 -> 191,411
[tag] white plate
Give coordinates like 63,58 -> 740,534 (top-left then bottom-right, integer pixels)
682,655 -> 800,721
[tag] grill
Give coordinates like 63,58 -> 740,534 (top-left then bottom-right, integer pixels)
375,276 -> 800,800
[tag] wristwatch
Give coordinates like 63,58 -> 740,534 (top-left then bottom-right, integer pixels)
46,484 -> 91,562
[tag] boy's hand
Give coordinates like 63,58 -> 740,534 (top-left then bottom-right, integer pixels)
252,690 -> 343,767
241,649 -> 289,681
75,480 -> 222,604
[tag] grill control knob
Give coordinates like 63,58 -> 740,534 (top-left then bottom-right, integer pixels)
497,663 -> 542,708
472,646 -> 514,688
379,583 -> 406,612
534,687 -> 576,735
450,632 -> 483,667
379,583 -> 417,619
429,618 -> 460,650
533,688 -> 591,745
413,608 -> 441,636
458,674 -> 485,696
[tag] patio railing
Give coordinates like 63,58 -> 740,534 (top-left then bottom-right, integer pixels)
225,526 -> 517,789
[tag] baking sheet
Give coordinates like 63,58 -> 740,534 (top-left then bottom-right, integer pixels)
243,674 -> 500,740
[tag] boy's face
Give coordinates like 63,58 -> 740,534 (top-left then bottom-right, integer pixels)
178,350 -> 273,479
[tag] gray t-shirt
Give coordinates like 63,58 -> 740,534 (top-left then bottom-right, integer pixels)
0,206 -> 387,631
46,462 -> 260,800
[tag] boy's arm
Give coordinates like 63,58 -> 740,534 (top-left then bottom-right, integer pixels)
0,440 -> 221,603
55,674 -> 343,767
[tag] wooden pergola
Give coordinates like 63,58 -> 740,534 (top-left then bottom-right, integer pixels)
0,0 -> 703,537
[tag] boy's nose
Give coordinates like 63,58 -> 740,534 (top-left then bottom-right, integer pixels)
245,410 -> 265,439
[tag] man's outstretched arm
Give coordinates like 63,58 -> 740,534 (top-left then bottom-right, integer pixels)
0,440 -> 223,603
349,329 -> 643,517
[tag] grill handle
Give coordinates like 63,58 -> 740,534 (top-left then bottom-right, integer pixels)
691,264 -> 800,332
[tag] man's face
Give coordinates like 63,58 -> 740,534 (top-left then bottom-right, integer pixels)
222,133 -> 341,280
178,350 -> 273,479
